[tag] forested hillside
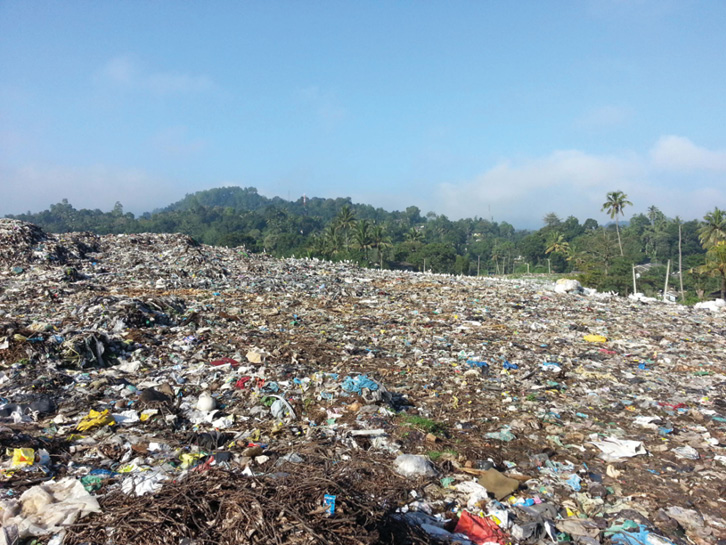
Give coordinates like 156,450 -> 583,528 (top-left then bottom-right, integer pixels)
8,186 -> 725,302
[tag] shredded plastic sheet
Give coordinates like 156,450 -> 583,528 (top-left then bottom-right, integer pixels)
0,478 -> 100,538
590,437 -> 647,462
10,447 -> 35,468
76,409 -> 115,431
454,510 -> 509,545
340,374 -> 379,394
611,524 -> 676,545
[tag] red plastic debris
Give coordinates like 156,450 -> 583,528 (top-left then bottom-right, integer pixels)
210,357 -> 239,367
454,511 -> 509,545
235,376 -> 252,389
658,402 -> 687,410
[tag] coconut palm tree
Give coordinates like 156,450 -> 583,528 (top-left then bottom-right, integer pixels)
371,224 -> 391,269
323,224 -> 345,258
601,191 -> 632,257
696,241 -> 726,300
698,207 -> 726,249
334,205 -> 356,231
404,227 -> 424,242
545,232 -> 571,258
353,220 -> 373,260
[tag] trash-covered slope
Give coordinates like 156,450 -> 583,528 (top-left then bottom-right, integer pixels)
1,218 -> 724,545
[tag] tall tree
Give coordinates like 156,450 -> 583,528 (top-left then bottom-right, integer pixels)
542,212 -> 561,229
696,242 -> 726,300
371,223 -> 391,269
601,191 -> 632,257
404,227 -> 423,242
334,205 -> 357,249
545,232 -> 571,258
353,220 -> 373,260
698,207 -> 726,249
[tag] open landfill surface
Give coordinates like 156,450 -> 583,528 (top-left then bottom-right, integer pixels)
1,217 -> 725,545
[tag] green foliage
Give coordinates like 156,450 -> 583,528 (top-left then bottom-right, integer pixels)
427,449 -> 458,461
399,414 -> 447,436
6,189 -> 721,301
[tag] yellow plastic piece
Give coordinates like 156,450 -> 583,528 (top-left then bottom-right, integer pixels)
583,334 -> 608,343
11,448 -> 35,467
180,452 -> 204,469
76,409 -> 115,431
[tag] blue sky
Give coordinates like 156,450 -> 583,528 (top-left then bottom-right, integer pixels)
1,1 -> 725,228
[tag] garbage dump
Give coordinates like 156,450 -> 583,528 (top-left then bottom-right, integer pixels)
0,218 -> 725,545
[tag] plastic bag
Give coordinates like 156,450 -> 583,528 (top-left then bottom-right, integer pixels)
76,409 -> 115,431
454,510 -> 509,545
10,448 -> 35,467
393,454 -> 437,478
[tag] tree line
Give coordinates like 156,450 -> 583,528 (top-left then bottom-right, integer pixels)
7,186 -> 726,302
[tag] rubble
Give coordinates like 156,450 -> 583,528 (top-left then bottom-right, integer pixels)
0,218 -> 725,544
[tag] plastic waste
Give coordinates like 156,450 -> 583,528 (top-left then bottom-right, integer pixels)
393,454 -> 437,478
341,374 -> 379,394
454,510 -> 509,545
76,409 -> 115,431
611,524 -> 676,545
590,437 -> 646,461
10,448 -> 35,467
0,478 -> 100,538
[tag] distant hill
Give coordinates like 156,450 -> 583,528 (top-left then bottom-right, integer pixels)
160,186 -> 392,223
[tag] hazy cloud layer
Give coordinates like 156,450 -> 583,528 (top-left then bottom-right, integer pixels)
433,136 -> 726,228
2,135 -> 723,229
97,56 -> 215,95
650,135 -> 726,172
1,164 -> 181,215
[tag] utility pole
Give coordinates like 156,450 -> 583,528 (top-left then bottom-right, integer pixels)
477,255 -> 481,276
547,259 -> 551,275
678,222 -> 684,300
632,265 -> 637,295
663,259 -> 671,301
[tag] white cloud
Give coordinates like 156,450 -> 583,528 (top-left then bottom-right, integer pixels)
650,135 -> 726,172
97,56 -> 214,95
0,164 -> 183,216
432,136 -> 726,227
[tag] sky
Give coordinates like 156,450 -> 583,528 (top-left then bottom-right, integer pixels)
1,1 -> 725,229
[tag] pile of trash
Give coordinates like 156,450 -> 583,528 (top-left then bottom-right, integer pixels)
1,218 -> 725,545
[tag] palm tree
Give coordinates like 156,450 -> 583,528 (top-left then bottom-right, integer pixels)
404,227 -> 424,242
334,205 -> 356,231
601,191 -> 632,257
333,205 -> 357,250
698,208 -> 726,249
371,224 -> 391,269
323,224 -> 345,258
545,232 -> 571,258
353,220 -> 373,260
696,241 -> 726,300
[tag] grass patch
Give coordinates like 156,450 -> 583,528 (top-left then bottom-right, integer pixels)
399,414 -> 447,436
428,449 -> 458,461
